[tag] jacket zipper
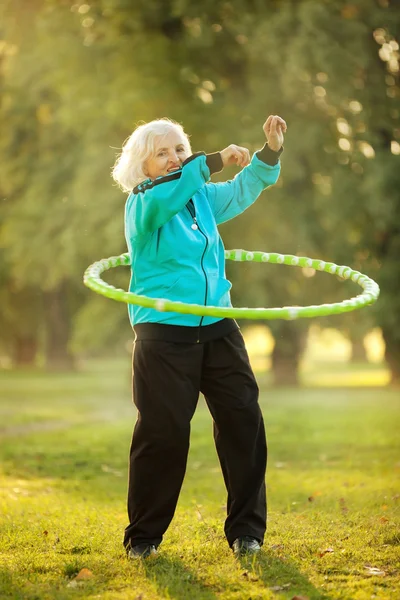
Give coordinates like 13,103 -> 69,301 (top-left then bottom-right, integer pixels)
187,200 -> 208,342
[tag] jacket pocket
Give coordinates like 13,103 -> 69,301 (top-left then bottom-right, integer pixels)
161,276 -> 205,305
208,273 -> 232,307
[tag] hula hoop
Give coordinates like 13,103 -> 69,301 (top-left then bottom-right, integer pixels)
83,250 -> 379,320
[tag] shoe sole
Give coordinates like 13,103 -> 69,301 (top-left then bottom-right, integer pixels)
234,548 -> 261,557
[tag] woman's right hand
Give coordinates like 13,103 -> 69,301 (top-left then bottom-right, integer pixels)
220,144 -> 251,168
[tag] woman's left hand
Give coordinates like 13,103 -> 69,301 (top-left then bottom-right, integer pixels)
263,115 -> 287,152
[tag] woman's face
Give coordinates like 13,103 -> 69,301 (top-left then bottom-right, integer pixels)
144,131 -> 190,180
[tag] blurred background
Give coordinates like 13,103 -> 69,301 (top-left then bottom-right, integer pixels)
0,0 -> 399,388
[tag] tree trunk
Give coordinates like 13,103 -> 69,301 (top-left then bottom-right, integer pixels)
381,326 -> 400,386
43,282 -> 75,371
12,335 -> 38,366
270,322 -> 307,386
349,335 -> 368,363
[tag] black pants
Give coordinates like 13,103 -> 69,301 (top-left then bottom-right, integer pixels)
123,329 -> 267,549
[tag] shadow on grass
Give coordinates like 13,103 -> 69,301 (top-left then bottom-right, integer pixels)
0,568 -> 44,600
143,555 -> 218,599
141,551 -> 330,600
0,570 -> 16,600
238,550 -> 332,600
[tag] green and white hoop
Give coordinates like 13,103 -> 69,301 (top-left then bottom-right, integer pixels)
83,250 -> 379,320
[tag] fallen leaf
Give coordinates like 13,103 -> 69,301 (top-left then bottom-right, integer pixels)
75,568 -> 93,581
101,464 -> 122,477
270,583 -> 291,591
291,596 -> 310,600
270,544 -> 284,550
379,517 -> 389,523
318,548 -> 334,557
364,566 -> 386,576
42,530 -> 48,536
241,571 -> 258,581
308,490 -> 322,499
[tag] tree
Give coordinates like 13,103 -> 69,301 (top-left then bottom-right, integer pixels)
224,0 -> 399,383
1,0 -> 398,384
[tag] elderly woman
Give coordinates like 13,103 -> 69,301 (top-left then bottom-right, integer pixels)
112,114 -> 286,558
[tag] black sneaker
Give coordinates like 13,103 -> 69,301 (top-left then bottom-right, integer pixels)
127,543 -> 157,559
232,536 -> 261,557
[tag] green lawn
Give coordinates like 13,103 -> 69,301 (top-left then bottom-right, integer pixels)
0,361 -> 399,599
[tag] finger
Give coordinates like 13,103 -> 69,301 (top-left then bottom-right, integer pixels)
231,145 -> 241,164
227,146 -> 238,164
238,147 -> 248,166
231,147 -> 240,163
264,115 -> 273,135
276,116 -> 287,132
276,124 -> 284,141
232,146 -> 247,167
241,148 -> 250,166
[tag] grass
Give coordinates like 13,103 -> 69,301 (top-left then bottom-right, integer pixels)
0,360 -> 399,599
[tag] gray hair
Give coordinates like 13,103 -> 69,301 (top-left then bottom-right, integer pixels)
112,118 -> 191,192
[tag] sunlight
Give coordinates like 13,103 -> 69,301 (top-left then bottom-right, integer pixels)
242,325 -> 389,385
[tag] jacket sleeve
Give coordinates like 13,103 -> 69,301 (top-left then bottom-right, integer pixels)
206,145 -> 282,225
125,152 -> 223,241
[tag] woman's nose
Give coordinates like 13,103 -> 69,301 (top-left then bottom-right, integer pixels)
169,150 -> 179,163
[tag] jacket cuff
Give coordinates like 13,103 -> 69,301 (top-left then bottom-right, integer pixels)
182,151 -> 205,167
256,143 -> 283,166
206,152 -> 224,175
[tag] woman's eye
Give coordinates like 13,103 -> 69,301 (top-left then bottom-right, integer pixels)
177,148 -> 185,153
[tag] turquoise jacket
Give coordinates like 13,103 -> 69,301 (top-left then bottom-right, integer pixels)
124,146 -> 281,327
